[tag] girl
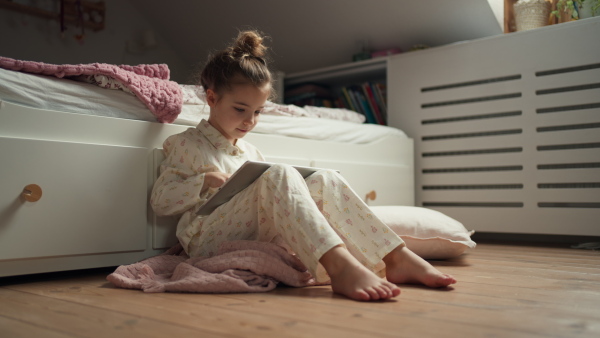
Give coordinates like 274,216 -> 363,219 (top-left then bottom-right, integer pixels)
151,31 -> 456,301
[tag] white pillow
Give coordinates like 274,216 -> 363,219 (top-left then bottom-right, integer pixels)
370,206 -> 476,259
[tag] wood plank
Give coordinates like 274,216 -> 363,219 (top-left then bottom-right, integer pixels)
468,243 -> 600,258
0,288 -> 229,338
437,255 -> 600,274
11,270 -> 597,337
435,257 -> 600,282
1,243 -> 599,338
5,281 -> 371,338
267,284 -> 600,337
266,285 -> 597,337
5,279 -> 546,338
455,249 -> 600,265
447,247 -> 600,267
0,315 -> 74,338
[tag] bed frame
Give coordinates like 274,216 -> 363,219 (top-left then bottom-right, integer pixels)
0,100 -> 413,276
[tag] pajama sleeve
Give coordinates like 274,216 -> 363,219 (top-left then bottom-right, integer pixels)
150,135 -> 208,216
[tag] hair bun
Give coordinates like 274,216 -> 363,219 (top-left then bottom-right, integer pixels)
199,29 -> 272,95
232,31 -> 267,59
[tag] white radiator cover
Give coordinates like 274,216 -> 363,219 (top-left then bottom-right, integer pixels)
388,18 -> 600,236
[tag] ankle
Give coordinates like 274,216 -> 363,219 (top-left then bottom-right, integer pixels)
320,245 -> 358,277
383,245 -> 406,267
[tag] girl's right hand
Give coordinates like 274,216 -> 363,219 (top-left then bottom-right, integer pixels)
202,171 -> 232,193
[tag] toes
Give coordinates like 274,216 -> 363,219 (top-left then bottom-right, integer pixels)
352,284 -> 401,301
444,274 -> 457,285
366,287 -> 381,300
431,274 -> 457,287
374,284 -> 400,300
374,285 -> 390,299
355,290 -> 371,301
389,284 -> 401,297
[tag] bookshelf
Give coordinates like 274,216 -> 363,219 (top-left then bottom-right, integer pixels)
284,58 -> 389,125
285,58 -> 387,87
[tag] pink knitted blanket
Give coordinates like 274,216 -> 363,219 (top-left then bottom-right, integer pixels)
0,56 -> 182,123
107,241 -> 322,293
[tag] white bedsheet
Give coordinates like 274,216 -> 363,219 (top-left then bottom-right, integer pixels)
177,105 -> 406,143
0,67 -> 157,121
0,68 -> 407,143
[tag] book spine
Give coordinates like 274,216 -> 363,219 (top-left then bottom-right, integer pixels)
375,83 -> 388,122
370,82 -> 387,124
342,87 -> 357,112
363,82 -> 385,124
348,87 -> 364,116
355,89 -> 376,124
362,83 -> 380,124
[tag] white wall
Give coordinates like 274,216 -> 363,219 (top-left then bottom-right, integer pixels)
0,0 -> 189,82
0,0 -> 503,82
129,0 -> 504,76
487,0 -> 505,31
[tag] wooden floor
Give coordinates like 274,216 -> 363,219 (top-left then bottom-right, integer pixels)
1,242 -> 599,338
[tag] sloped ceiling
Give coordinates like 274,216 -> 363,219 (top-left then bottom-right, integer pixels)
130,0 -> 502,75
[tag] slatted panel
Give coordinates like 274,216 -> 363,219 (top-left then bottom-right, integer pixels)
388,18 -> 600,236
533,64 -> 600,211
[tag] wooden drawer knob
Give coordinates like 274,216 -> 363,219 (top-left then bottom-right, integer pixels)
22,184 -> 42,202
365,190 -> 377,202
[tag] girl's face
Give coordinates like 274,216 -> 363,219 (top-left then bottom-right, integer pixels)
206,82 -> 270,145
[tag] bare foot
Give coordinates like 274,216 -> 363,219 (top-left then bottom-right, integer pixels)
320,246 -> 401,301
383,246 -> 457,288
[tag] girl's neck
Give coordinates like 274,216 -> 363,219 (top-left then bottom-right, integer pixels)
207,118 -> 237,145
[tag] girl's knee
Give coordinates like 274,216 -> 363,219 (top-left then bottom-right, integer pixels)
260,163 -> 303,184
268,163 -> 293,173
309,169 -> 343,183
264,163 -> 297,177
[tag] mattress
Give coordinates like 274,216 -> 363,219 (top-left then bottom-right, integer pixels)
0,67 -> 407,144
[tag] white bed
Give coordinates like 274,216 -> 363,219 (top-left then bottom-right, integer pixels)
0,67 -> 406,143
0,67 -> 414,277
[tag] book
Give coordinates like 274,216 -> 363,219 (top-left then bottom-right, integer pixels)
374,83 -> 388,121
353,87 -> 376,124
362,82 -> 384,124
341,87 -> 357,112
284,80 -> 387,125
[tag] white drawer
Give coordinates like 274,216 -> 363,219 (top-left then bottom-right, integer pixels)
311,159 -> 415,206
0,137 -> 147,261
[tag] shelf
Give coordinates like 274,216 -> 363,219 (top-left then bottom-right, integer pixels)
283,58 -> 389,125
284,58 -> 388,87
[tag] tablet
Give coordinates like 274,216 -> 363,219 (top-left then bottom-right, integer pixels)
196,161 -> 335,215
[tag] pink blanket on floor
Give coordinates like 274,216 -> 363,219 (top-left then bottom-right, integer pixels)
107,241 -> 322,293
0,56 -> 182,123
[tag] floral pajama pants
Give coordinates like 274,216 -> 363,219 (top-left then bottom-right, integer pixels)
184,164 -> 405,282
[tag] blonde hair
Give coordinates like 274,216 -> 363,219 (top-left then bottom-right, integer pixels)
200,30 -> 273,97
